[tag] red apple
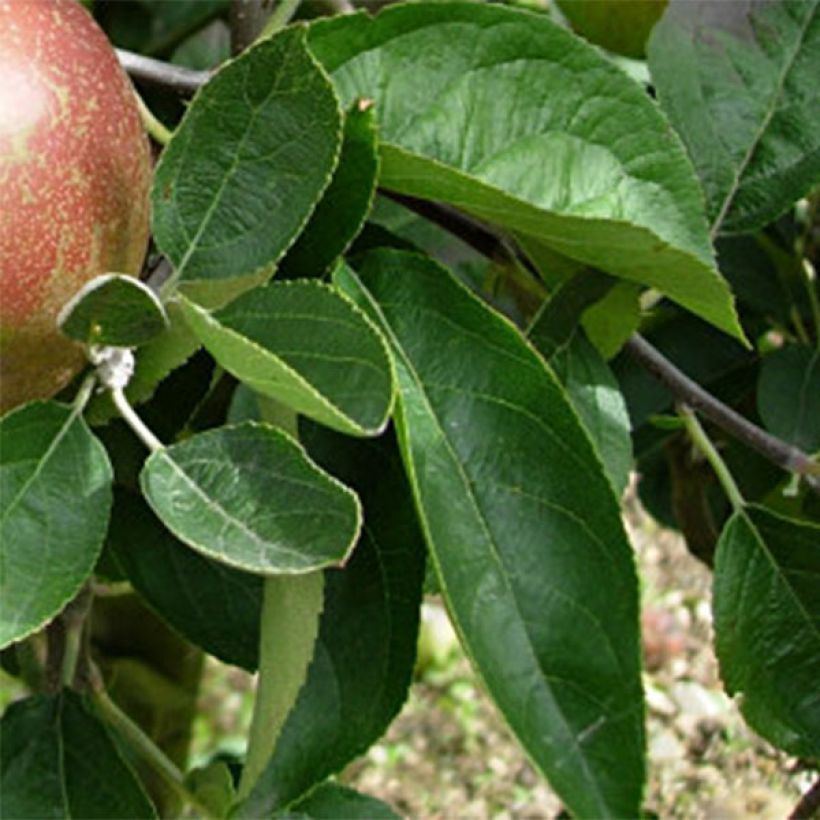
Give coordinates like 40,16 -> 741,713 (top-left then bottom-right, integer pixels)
0,0 -> 152,413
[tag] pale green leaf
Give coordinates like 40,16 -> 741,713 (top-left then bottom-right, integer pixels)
178,280 -> 394,437
140,422 -> 361,575
308,5 -> 743,340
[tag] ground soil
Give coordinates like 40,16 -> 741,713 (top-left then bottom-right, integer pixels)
342,501 -> 814,818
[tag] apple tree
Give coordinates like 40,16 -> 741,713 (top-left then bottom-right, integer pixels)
1,0 -> 818,817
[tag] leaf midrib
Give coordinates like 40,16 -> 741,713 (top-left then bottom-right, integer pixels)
710,3 -> 817,237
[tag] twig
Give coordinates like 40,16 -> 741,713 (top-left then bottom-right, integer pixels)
230,0 -> 272,54
789,776 -> 820,820
112,53 -> 820,494
116,49 -> 211,95
626,335 -> 820,493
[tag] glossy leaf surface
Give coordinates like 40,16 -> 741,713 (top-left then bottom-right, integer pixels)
108,489 -> 262,670
713,506 -> 820,758
0,691 -> 155,818
179,281 -> 393,437
152,27 -> 342,303
279,104 -> 380,278
239,423 -> 426,816
0,402 -> 112,648
308,4 -> 742,339
649,0 -> 820,234
336,251 -> 644,818
140,422 -> 361,575
757,344 -> 820,452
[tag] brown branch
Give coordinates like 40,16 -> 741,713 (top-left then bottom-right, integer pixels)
230,0 -> 273,55
789,776 -> 820,820
114,52 -> 820,494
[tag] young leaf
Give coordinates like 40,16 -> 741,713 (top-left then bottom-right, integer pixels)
278,103 -> 380,279
336,251 -> 645,819
140,422 -> 361,575
57,274 -> 168,348
276,782 -> 399,819
308,4 -> 743,341
0,690 -> 155,818
107,489 -> 262,671
178,280 -> 394,437
152,26 -> 343,305
238,423 -> 426,816
757,344 -> 820,452
713,506 -> 820,758
0,402 -> 112,649
649,0 -> 820,235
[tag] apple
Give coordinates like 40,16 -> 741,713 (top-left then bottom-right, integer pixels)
556,0 -> 668,59
0,0 -> 152,414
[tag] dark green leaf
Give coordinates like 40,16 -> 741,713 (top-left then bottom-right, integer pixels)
152,27 -> 342,305
649,0 -> 820,235
140,422 -> 361,575
178,281 -> 394,437
308,5 -> 743,340
547,333 -> 633,497
107,489 -> 262,671
336,250 -> 644,819
713,506 -> 820,758
279,104 -> 380,279
0,690 -> 155,818
758,344 -> 820,452
57,274 -> 168,348
278,782 -> 399,819
239,423 -> 426,816
0,402 -> 112,648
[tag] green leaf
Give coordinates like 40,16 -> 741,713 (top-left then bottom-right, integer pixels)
713,506 -> 820,758
581,281 -> 643,360
140,422 -> 361,575
57,274 -> 168,348
307,4 -> 743,340
0,402 -> 112,649
0,690 -> 155,818
186,761 -> 236,819
648,0 -> 820,235
107,488 -> 262,671
277,782 -> 399,819
239,423 -> 426,816
757,344 -> 820,452
548,333 -> 633,498
278,104 -> 380,279
178,280 -> 394,437
152,26 -> 342,305
86,301 -> 202,426
336,250 -> 644,819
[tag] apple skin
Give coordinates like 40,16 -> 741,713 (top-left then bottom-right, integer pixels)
0,0 -> 152,414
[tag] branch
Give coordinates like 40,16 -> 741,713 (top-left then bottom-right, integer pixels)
389,194 -> 820,494
626,335 -> 819,492
116,49 -> 211,95
113,52 -> 820,494
230,0 -> 272,54
789,776 -> 820,820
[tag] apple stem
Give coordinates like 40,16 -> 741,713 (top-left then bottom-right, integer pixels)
111,387 -> 165,453
71,373 -> 98,416
134,91 -> 172,146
